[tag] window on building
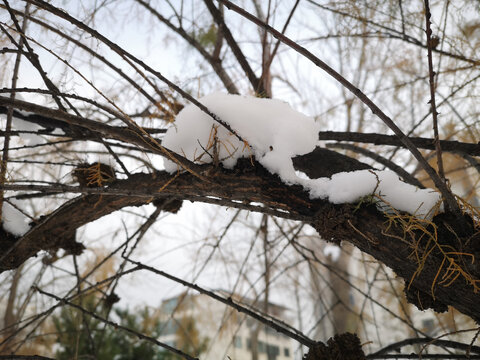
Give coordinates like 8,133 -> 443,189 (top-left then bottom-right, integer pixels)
422,318 -> 435,336
160,320 -> 178,336
266,344 -> 280,360
349,293 -> 355,306
163,298 -> 178,313
234,336 -> 242,349
246,339 -> 267,353
284,347 -> 290,357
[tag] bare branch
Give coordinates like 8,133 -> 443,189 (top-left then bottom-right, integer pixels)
318,131 -> 480,156
424,0 -> 446,183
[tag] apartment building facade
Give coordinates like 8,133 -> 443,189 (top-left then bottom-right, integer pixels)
158,291 -> 294,360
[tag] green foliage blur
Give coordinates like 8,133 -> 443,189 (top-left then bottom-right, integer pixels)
52,294 -> 175,360
192,24 -> 217,48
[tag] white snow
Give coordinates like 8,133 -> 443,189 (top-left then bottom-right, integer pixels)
0,95 -> 44,145
162,93 -> 442,218
304,169 -> 441,217
323,244 -> 341,261
162,93 -> 318,184
1,201 -> 31,236
11,117 -> 44,145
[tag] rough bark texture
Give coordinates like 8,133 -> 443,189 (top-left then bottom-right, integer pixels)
1,148 -> 480,324
303,333 -> 366,360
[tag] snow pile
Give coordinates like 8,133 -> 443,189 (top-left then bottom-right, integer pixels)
162,93 -> 318,184
305,170 -> 441,217
162,93 -> 441,218
1,201 -> 31,236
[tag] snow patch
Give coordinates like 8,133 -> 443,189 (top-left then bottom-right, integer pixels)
2,201 -> 31,236
162,93 -> 318,184
0,95 -> 44,145
162,93 -> 441,218
323,244 -> 341,261
303,169 -> 441,217
11,117 -> 44,145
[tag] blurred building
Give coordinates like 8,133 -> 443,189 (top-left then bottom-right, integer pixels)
158,291 -> 294,360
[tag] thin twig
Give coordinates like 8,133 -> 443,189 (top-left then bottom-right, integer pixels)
0,1 -> 29,222
424,0 -> 446,184
369,337 -> 480,356
135,0 -> 239,94
203,0 -> 264,94
307,0 -> 480,66
318,131 -> 480,156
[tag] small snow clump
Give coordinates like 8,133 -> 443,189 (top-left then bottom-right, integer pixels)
304,169 -> 441,217
1,201 -> 31,236
323,244 -> 341,261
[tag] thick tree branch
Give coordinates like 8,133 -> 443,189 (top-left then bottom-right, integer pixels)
369,337 -> 480,357
0,96 -> 141,144
3,101 -> 478,157
1,152 -> 479,324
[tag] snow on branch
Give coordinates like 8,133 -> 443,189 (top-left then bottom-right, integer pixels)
163,93 -> 441,218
